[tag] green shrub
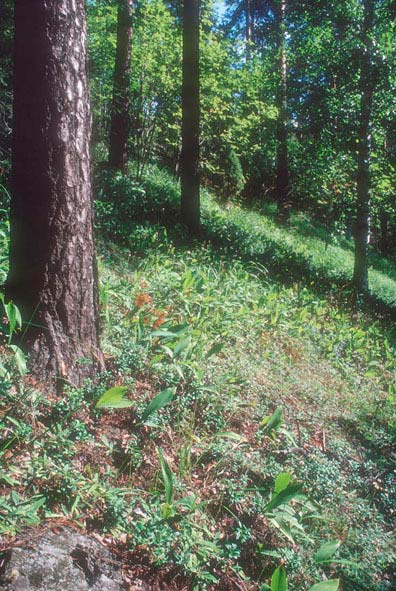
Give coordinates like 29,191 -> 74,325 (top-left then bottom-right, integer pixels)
208,142 -> 245,200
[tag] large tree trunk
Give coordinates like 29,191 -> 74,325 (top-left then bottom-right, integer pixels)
108,0 -> 133,173
181,0 -> 200,234
353,0 -> 375,294
7,0 -> 104,387
275,0 -> 290,222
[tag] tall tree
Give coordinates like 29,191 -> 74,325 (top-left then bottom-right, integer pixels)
181,0 -> 200,234
353,0 -> 375,294
7,0 -> 104,386
108,0 -> 133,173
245,0 -> 252,62
275,0 -> 290,221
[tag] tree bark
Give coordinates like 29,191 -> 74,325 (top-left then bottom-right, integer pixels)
245,0 -> 252,63
7,0 -> 104,387
275,0 -> 290,222
181,0 -> 200,234
353,0 -> 375,294
108,0 -> 133,173
379,211 -> 389,255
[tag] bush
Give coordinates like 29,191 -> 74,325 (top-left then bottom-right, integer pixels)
205,141 -> 245,200
94,164 -> 181,240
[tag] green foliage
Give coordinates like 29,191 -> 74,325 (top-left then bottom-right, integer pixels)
2,213 -> 395,588
308,581 -> 340,591
0,493 -> 46,534
157,448 -> 175,518
265,480 -> 304,513
2,0 -> 396,586
266,564 -> 340,591
207,140 -> 245,200
271,565 -> 288,591
141,387 -> 175,423
3,164 -> 396,590
260,407 -> 284,438
314,540 -> 342,564
0,165 -> 381,587
0,211 -> 27,378
94,166 -> 180,243
96,386 -> 133,409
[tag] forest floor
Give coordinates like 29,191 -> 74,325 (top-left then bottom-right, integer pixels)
1,168 -> 396,591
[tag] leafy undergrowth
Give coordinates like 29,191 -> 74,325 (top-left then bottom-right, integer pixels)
1,169 -> 396,590
95,165 -> 396,314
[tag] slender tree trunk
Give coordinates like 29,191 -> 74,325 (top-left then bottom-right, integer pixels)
108,0 -> 133,173
353,0 -> 375,294
245,0 -> 252,63
181,0 -> 200,234
275,0 -> 290,222
379,211 -> 389,255
7,0 -> 104,387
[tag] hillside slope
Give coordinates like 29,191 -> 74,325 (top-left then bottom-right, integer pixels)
1,169 -> 395,590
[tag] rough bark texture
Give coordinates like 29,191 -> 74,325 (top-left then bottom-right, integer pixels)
7,0 -> 104,386
181,0 -> 200,234
379,211 -> 389,255
275,0 -> 290,222
353,0 -> 375,294
108,0 -> 133,173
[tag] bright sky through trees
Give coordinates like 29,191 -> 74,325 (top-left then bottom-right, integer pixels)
215,0 -> 226,20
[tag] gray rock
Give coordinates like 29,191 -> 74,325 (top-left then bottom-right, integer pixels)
0,528 -> 124,591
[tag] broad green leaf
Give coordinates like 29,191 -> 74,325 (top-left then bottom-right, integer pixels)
151,323 -> 189,339
308,580 -> 340,591
173,337 -> 190,358
271,565 -> 287,591
158,448 -> 174,506
176,494 -> 198,510
261,407 -> 283,434
5,301 -> 22,339
265,482 -> 303,512
11,491 -> 20,504
182,269 -> 194,291
215,431 -> 246,441
10,345 -> 27,376
314,540 -> 341,563
274,472 -> 292,494
141,387 -> 175,422
206,342 -> 224,358
0,473 -> 19,486
96,386 -> 134,408
269,517 -> 297,544
26,495 -> 46,511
